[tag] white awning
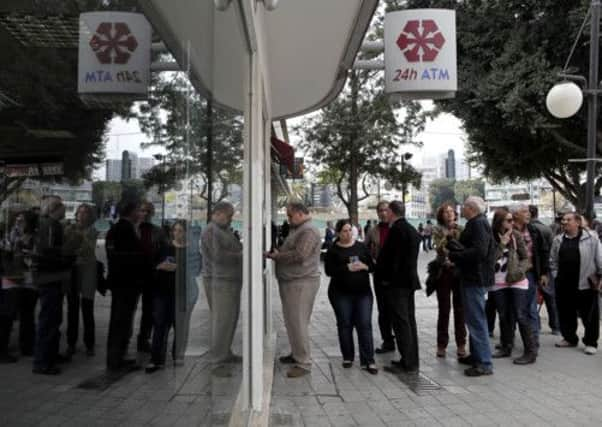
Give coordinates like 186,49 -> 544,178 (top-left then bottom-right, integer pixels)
139,0 -> 378,119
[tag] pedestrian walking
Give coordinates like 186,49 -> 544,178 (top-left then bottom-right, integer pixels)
447,196 -> 495,377
266,202 -> 321,378
376,201 -> 421,374
431,203 -> 467,358
549,212 -> 601,355
325,219 -> 377,374
424,220 -> 433,251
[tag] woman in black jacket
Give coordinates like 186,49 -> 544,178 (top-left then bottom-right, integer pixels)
325,219 -> 377,374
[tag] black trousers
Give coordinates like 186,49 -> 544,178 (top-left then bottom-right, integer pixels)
33,284 -> 63,370
138,285 -> 154,347
384,287 -> 419,370
557,282 -> 599,348
106,287 -> 139,369
67,292 -> 95,350
373,276 -> 395,347
18,288 -> 37,354
0,289 -> 18,354
486,296 -> 497,335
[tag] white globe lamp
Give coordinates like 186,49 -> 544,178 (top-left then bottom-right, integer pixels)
546,82 -> 584,119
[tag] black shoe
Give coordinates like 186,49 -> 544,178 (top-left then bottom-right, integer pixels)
383,365 -> 403,374
390,359 -> 403,367
342,361 -> 353,368
137,340 -> 151,353
513,353 -> 536,365
375,345 -> 395,354
0,353 -> 18,364
55,353 -> 71,364
464,366 -> 493,377
492,349 -> 512,358
33,366 -> 61,375
279,354 -> 297,364
66,346 -> 76,356
457,355 -> 475,365
362,365 -> 378,375
145,363 -> 164,374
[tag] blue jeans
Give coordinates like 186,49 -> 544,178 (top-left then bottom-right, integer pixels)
151,290 -> 175,365
540,275 -> 560,332
461,285 -> 492,370
34,284 -> 63,370
491,287 -> 530,350
328,287 -> 375,366
526,272 -> 540,345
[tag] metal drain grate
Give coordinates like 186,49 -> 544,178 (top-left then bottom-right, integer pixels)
395,371 -> 441,394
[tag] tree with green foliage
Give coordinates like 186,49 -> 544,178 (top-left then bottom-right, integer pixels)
454,179 -> 485,205
429,178 -> 456,214
393,0 -> 595,212
135,75 -> 243,218
0,0 -> 139,203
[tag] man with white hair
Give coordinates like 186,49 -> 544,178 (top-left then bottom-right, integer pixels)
448,196 -> 495,376
33,196 -> 72,375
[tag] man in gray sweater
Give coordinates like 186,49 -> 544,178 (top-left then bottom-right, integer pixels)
201,201 -> 242,364
266,202 -> 322,378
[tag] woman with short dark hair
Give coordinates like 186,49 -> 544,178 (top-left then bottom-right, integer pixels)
325,219 -> 377,374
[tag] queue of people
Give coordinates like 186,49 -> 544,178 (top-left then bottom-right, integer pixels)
1,194 -> 599,383
285,197 -> 600,379
0,196 -> 210,376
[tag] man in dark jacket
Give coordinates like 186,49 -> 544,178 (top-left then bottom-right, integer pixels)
105,201 -> 145,370
377,200 -> 421,373
529,205 -> 559,335
448,196 -> 495,377
136,201 -> 166,353
32,196 -> 73,375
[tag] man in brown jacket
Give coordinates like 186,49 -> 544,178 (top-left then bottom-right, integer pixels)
266,202 -> 321,378
364,200 -> 395,353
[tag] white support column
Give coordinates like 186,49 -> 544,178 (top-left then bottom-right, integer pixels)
263,116 -> 273,339
242,50 -> 265,413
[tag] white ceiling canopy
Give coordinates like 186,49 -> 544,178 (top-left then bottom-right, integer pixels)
139,0 -> 379,119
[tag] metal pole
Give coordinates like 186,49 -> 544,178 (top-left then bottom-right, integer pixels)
585,0 -> 600,220
401,156 -> 406,207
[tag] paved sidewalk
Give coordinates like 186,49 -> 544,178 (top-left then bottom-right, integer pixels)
270,251 -> 602,427
0,286 -> 245,427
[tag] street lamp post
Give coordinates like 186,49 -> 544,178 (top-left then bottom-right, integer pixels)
153,153 -> 166,225
401,152 -> 413,208
546,0 -> 601,220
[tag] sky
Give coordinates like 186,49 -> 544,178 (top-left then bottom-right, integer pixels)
94,101 -> 467,180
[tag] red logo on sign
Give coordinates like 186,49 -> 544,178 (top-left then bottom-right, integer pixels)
89,22 -> 138,64
396,19 -> 445,62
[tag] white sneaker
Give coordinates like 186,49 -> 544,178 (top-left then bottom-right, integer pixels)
584,346 -> 597,355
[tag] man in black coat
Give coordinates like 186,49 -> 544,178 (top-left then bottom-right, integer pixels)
377,200 -> 421,373
447,196 -> 495,377
105,201 -> 145,370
